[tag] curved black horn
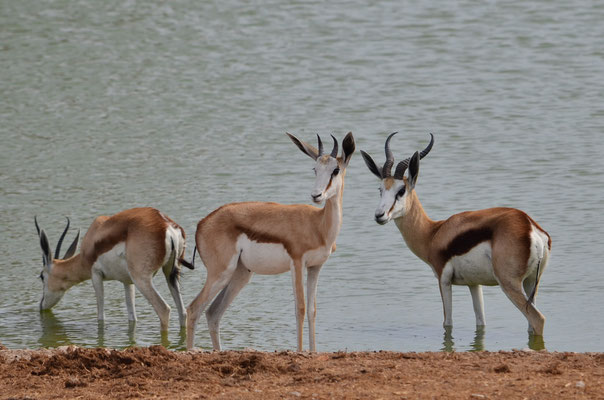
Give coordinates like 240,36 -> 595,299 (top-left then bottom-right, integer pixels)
330,135 -> 339,158
393,133 -> 435,179
54,217 -> 70,260
316,134 -> 324,156
381,131 -> 398,178
34,216 -> 41,236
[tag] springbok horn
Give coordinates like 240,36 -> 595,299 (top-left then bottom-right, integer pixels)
316,134 -> 324,156
54,217 -> 70,260
330,135 -> 339,158
381,132 -> 398,178
394,133 -> 435,179
34,216 -> 41,237
63,229 -> 80,259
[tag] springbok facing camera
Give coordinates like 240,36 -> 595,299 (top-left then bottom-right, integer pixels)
36,207 -> 193,331
186,132 -> 355,351
361,133 -> 551,336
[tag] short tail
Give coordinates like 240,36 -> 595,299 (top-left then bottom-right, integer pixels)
168,238 -> 179,288
526,258 -> 541,306
178,245 -> 196,270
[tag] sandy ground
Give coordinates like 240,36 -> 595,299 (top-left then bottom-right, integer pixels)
1,345 -> 603,399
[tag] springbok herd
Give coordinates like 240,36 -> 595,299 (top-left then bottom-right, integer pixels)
34,132 -> 551,351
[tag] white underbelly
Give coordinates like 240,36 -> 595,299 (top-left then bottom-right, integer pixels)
237,235 -> 292,275
448,242 -> 498,286
92,242 -> 132,283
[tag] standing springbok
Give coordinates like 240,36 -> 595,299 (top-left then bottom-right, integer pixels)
186,132 -> 355,351
361,133 -> 551,336
35,207 -> 193,331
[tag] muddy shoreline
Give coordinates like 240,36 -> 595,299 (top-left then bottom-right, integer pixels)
1,346 -> 603,399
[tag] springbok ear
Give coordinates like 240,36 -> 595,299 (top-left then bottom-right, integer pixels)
407,151 -> 420,188
39,229 -> 53,268
286,132 -> 319,160
361,151 -> 382,179
341,132 -> 355,166
62,229 -> 80,259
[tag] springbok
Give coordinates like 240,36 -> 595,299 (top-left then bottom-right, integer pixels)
35,207 -> 193,331
186,132 -> 355,351
361,133 -> 551,336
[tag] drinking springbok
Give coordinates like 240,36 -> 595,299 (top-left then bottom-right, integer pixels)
186,132 -> 355,351
361,133 -> 551,335
35,207 -> 193,331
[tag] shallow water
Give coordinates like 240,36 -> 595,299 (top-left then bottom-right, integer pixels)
1,0 -> 603,352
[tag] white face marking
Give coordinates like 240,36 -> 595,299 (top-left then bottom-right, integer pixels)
311,156 -> 341,204
237,234 -> 292,275
444,242 -> 498,286
92,242 -> 132,283
375,179 -> 407,224
40,265 -> 65,310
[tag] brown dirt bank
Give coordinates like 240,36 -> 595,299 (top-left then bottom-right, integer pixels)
1,345 -> 602,399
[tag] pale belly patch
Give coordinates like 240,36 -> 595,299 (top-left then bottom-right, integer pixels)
92,242 -> 132,283
448,242 -> 498,286
237,234 -> 292,275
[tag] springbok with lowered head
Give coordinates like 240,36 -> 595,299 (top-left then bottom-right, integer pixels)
36,207 -> 193,331
186,132 -> 355,351
361,133 -> 551,336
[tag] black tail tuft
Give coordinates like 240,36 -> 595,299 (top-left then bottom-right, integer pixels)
179,245 -> 196,270
168,238 -> 180,288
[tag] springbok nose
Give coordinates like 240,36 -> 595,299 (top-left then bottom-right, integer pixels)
312,193 -> 322,200
375,211 -> 385,219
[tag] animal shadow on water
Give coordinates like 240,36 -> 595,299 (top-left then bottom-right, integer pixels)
441,326 -> 546,352
39,310 -> 71,348
440,326 -> 485,352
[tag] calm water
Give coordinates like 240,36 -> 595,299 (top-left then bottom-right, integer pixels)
1,0 -> 603,352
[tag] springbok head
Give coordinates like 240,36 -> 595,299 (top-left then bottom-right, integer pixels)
361,132 -> 434,224
287,132 -> 356,204
35,217 -> 80,310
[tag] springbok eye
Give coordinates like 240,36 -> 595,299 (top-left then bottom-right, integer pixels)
332,167 -> 340,176
39,272 -> 44,281
396,187 -> 406,198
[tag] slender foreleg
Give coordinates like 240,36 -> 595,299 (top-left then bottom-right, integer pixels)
306,265 -> 322,352
290,260 -> 306,351
123,283 -> 137,322
91,270 -> 105,321
468,285 -> 486,326
439,266 -> 453,327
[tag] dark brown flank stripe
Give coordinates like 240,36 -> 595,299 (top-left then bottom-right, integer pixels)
439,227 -> 493,265
236,225 -> 293,256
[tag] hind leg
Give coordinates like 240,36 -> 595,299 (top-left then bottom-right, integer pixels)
163,262 -> 187,329
522,273 -> 538,333
498,276 -> 545,335
206,262 -> 253,350
129,271 -> 172,332
186,252 -> 239,350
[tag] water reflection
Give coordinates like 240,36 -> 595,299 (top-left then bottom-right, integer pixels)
39,311 -> 72,348
441,326 -> 454,352
469,326 -> 485,352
